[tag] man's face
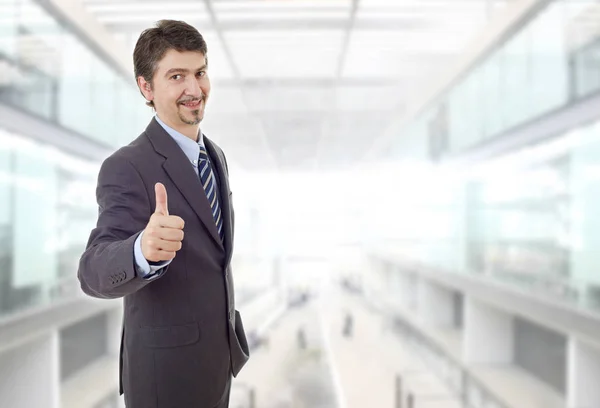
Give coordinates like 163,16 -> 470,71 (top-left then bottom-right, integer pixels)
140,49 -> 210,131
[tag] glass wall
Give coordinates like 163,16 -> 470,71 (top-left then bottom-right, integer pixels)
0,0 -> 154,320
389,116 -> 600,313
401,0 -> 600,158
0,127 -> 98,318
465,117 -> 600,311
466,157 -> 571,291
0,0 -> 151,148
384,0 -> 600,314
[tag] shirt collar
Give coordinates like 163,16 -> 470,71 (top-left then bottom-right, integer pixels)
155,114 -> 205,166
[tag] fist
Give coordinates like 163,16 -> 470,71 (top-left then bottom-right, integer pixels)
141,183 -> 185,262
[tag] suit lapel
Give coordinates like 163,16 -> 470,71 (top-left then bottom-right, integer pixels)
205,137 -> 233,260
144,118 -> 223,249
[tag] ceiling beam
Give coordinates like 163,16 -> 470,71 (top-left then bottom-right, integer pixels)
213,77 -> 403,88
201,0 -> 240,80
313,0 -> 361,170
104,18 -> 448,33
336,0 -> 359,79
46,0 -> 133,77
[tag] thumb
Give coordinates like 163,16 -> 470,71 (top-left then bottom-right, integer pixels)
154,182 -> 169,216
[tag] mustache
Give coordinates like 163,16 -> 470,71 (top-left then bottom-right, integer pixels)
177,96 -> 204,104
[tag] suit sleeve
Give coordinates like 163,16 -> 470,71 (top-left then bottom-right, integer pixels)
78,154 -> 169,299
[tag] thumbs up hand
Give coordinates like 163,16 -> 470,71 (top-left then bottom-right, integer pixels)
141,183 -> 185,262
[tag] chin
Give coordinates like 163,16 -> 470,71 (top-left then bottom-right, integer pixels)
178,110 -> 204,125
189,111 -> 204,124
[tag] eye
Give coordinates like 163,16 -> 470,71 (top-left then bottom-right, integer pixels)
171,74 -> 182,80
196,71 -> 206,78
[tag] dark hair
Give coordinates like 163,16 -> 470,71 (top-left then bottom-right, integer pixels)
133,20 -> 208,107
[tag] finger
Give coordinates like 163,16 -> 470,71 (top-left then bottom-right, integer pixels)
152,215 -> 185,230
144,226 -> 184,242
154,182 -> 169,216
146,249 -> 177,262
153,228 -> 184,242
153,239 -> 182,252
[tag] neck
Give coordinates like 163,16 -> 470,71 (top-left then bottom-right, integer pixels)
157,114 -> 199,142
179,126 -> 199,142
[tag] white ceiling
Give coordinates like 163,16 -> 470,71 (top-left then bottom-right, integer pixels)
81,0 -> 512,171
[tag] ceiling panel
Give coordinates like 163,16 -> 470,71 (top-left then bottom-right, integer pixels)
341,30 -> 467,78
244,86 -> 334,113
325,111 -> 391,142
212,0 -> 352,12
334,85 -> 406,111
80,0 -> 506,170
359,0 -> 489,10
224,30 -> 345,79
216,10 -> 350,21
83,1 -> 210,24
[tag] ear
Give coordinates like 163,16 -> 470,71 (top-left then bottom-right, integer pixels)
137,76 -> 154,103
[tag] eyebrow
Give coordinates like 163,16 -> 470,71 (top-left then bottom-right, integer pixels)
164,64 -> 208,77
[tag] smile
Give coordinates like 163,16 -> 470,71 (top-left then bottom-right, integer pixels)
180,100 -> 202,109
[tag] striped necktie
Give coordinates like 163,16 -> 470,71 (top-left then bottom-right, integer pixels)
198,145 -> 224,241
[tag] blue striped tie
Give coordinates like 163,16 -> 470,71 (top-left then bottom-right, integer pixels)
198,145 -> 224,241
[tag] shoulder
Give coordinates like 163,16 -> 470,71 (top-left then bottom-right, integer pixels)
99,132 -> 153,178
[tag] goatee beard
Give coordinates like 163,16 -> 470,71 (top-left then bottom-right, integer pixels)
178,110 -> 201,125
177,97 -> 203,125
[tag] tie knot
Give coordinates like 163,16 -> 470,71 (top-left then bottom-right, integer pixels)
199,145 -> 209,161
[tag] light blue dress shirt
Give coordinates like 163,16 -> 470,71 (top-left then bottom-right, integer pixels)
133,115 -> 205,279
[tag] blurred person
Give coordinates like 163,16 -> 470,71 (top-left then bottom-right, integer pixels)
343,311 -> 353,338
297,325 -> 307,349
77,20 -> 248,408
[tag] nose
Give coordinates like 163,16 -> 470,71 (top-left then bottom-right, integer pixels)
184,75 -> 202,98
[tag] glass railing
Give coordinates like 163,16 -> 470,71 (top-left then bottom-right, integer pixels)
357,288 -> 510,408
404,329 -> 510,408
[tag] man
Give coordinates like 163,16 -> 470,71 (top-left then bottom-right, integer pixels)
78,20 -> 249,408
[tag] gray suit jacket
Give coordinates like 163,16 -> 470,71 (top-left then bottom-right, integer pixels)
78,118 -> 249,408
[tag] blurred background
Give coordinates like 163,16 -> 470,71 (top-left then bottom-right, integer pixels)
1,0 -> 600,407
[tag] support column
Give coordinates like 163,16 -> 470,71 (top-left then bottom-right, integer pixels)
396,270 -> 414,310
417,280 -> 455,327
567,337 -> 600,408
463,297 -> 514,364
0,331 -> 60,408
